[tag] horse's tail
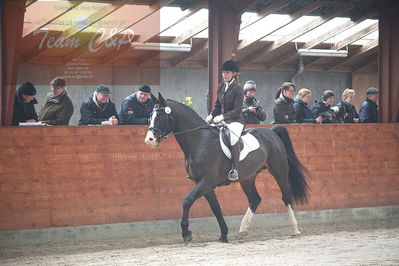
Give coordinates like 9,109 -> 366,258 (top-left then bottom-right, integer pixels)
272,125 -> 310,205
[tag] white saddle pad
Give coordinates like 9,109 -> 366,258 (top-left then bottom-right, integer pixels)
219,131 -> 260,161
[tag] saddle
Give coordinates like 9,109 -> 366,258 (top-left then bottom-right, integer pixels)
216,124 -> 260,161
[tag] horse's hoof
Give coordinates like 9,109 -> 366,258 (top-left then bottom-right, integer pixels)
219,236 -> 228,243
238,231 -> 249,237
291,233 -> 301,238
183,231 -> 193,242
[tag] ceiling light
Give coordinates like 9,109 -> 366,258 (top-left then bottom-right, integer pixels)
131,42 -> 191,52
297,48 -> 348,57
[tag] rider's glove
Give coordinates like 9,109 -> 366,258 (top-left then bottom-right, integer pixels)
205,115 -> 213,124
213,114 -> 224,123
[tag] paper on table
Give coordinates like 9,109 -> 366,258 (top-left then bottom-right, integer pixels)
19,121 -> 47,126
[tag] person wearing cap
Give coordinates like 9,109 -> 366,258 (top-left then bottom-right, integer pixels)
38,76 -> 74,125
311,90 -> 335,123
293,88 -> 323,124
12,81 -> 38,126
242,80 -> 266,124
118,84 -> 154,125
336,88 -> 359,123
205,59 -> 244,182
359,87 -> 379,123
273,82 -> 296,124
78,85 -> 118,125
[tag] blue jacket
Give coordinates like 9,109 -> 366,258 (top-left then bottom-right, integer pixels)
293,98 -> 314,123
359,98 -> 378,123
119,93 -> 154,125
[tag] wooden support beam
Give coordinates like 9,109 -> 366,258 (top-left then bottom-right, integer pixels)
270,9 -> 377,69
238,3 -> 353,67
325,39 -> 378,71
332,21 -> 378,50
1,1 -> 26,126
172,40 -> 208,67
238,0 -> 320,50
379,0 -> 399,122
23,2 -> 125,63
22,1 -> 84,37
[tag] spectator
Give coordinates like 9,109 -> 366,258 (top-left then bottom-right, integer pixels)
119,84 -> 154,125
336,88 -> 359,123
359,87 -> 379,123
242,80 -> 266,124
78,85 -> 118,125
273,82 -> 296,124
312,90 -> 335,123
38,76 -> 74,125
293,88 -> 323,124
12,81 -> 38,126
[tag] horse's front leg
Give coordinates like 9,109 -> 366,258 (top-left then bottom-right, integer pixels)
204,190 -> 228,243
181,180 -> 212,242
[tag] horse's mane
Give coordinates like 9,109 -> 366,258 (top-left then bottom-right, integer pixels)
166,99 -> 207,125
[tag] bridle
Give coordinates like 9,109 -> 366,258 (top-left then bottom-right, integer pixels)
148,105 -> 210,142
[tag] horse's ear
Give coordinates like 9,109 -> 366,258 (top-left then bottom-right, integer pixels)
151,93 -> 159,104
158,92 -> 166,105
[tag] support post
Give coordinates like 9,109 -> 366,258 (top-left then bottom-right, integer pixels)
379,0 -> 399,122
0,1 -> 26,126
207,0 -> 241,112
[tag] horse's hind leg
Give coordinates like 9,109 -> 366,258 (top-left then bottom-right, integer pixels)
204,190 -> 228,243
239,177 -> 261,236
268,167 -> 301,237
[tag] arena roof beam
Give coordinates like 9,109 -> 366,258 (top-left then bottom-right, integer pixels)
101,0 -> 174,65
269,9 -> 377,69
237,0 -> 321,50
23,2 -> 126,63
247,3 -> 353,69
325,39 -> 378,71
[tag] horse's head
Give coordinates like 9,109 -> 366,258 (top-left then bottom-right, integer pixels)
145,93 -> 177,147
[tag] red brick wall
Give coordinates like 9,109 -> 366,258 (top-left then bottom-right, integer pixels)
0,124 -> 398,231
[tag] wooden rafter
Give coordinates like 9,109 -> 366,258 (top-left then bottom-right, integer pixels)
23,2 -> 126,63
332,22 -> 378,50
172,40 -> 208,67
247,3 -> 353,68
23,1 -> 84,37
270,9 -> 377,69
237,0 -> 321,50
100,0 -> 174,65
239,0 -> 294,30
326,39 -> 378,71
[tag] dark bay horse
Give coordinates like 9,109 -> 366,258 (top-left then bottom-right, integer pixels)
145,93 -> 310,243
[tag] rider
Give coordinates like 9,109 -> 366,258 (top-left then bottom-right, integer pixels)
205,59 -> 245,182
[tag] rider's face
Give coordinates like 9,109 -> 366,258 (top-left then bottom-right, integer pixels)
137,91 -> 150,103
222,71 -> 235,82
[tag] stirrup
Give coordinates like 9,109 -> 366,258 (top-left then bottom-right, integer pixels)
228,169 -> 239,182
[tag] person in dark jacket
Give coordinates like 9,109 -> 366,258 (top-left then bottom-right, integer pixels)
119,84 -> 154,125
242,80 -> 266,124
273,82 -> 296,124
312,90 -> 335,123
12,81 -> 38,126
359,87 -> 379,123
293,88 -> 323,124
38,76 -> 74,125
336,88 -> 359,123
78,85 -> 118,125
206,59 -> 244,182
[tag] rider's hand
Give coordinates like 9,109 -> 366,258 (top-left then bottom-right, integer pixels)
213,114 -> 224,123
205,115 -> 213,124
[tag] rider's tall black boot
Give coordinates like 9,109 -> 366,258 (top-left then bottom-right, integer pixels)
228,143 -> 240,182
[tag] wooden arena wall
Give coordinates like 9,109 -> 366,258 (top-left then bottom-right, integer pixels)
0,124 -> 398,231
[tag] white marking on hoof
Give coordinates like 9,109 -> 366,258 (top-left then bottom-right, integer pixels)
239,208 -> 254,234
291,232 -> 301,238
287,204 -> 301,236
